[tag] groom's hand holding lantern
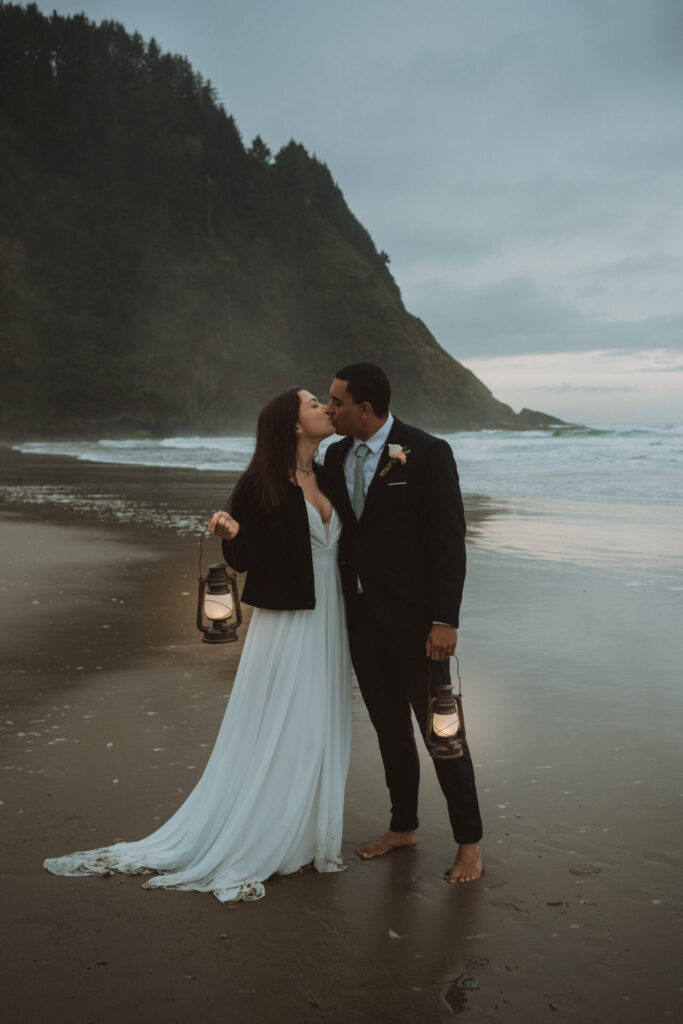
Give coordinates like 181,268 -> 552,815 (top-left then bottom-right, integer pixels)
426,624 -> 458,661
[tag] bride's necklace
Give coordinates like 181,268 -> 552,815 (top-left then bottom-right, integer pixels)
296,465 -> 313,476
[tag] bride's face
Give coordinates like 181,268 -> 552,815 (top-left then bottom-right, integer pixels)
296,390 -> 335,441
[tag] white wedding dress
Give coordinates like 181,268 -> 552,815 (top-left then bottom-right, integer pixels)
44,503 -> 352,903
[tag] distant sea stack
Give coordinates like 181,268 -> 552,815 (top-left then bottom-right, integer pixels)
0,4 -> 562,436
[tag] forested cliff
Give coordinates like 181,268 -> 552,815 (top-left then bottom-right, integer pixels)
0,4 -> 562,435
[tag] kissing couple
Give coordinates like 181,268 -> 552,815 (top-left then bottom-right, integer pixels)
45,363 -> 483,901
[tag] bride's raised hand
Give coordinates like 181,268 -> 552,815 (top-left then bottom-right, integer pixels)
208,511 -> 240,540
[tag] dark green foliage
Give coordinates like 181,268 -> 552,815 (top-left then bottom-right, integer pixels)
0,4 -> 557,435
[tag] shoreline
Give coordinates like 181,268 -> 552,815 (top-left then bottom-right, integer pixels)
1,502 -> 681,1021
0,415 -> 578,446
1,445 -> 681,586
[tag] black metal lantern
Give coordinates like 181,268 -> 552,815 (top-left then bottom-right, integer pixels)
425,658 -> 466,760
196,561 -> 242,644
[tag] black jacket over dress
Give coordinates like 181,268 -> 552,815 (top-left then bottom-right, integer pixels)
221,465 -> 339,611
324,417 -> 466,631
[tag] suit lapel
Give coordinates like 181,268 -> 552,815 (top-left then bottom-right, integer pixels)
361,417 -> 406,518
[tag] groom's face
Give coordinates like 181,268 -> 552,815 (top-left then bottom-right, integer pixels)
326,378 -> 363,437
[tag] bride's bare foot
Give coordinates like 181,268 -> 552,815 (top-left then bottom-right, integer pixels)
447,842 -> 482,883
355,829 -> 418,860
296,862 -> 314,873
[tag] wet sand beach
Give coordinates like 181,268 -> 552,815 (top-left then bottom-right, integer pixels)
1,447 -> 682,1023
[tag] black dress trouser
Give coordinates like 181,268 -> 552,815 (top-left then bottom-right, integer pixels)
346,594 -> 483,845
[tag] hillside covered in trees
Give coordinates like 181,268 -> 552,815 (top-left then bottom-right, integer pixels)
0,3 -> 561,436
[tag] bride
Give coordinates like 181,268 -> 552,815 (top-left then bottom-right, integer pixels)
44,388 -> 352,903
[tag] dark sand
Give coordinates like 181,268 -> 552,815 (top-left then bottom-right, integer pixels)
1,448 -> 682,1023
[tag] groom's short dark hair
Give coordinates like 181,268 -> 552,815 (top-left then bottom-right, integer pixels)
335,363 -> 391,416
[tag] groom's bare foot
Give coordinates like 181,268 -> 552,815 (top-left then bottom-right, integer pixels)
355,829 -> 418,859
447,842 -> 482,883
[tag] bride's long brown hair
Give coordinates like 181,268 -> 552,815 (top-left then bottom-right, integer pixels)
229,388 -> 303,515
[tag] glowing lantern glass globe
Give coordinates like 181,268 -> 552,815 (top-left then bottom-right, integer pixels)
432,705 -> 461,741
204,588 -> 233,622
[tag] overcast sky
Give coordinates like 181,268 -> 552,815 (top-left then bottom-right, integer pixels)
43,0 -> 683,423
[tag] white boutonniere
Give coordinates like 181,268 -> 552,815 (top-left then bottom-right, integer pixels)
379,443 -> 410,477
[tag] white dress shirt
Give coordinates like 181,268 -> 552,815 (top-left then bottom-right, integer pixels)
343,413 -> 394,505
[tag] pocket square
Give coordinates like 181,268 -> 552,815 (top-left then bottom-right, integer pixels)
387,481 -> 408,487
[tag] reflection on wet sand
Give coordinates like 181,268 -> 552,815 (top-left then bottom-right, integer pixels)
466,494 -> 683,580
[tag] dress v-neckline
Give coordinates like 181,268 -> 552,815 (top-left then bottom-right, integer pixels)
305,498 -> 333,527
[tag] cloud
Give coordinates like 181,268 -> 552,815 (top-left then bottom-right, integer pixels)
460,347 -> 683,422
529,384 -> 634,393
412,277 -> 683,359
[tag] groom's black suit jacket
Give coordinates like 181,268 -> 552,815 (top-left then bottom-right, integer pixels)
324,417 -> 466,632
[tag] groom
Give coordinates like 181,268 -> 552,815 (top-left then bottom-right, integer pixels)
324,363 -> 483,882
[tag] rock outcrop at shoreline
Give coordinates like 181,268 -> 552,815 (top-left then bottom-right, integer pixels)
0,4 -> 562,437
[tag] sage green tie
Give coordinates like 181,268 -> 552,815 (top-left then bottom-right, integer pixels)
353,443 -> 370,519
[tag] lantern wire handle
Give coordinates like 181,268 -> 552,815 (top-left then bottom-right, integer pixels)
453,653 -> 463,698
198,529 -> 211,577
199,525 -> 238,576
426,653 -> 463,699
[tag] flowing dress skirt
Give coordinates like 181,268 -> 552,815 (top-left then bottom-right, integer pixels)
44,505 -> 352,903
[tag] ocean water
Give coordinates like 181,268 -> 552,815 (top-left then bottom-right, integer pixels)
3,425 -> 683,581
12,423 -> 683,505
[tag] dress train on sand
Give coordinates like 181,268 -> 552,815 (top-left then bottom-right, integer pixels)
44,504 -> 352,903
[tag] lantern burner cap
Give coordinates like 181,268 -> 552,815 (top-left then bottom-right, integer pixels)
206,563 -> 230,594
